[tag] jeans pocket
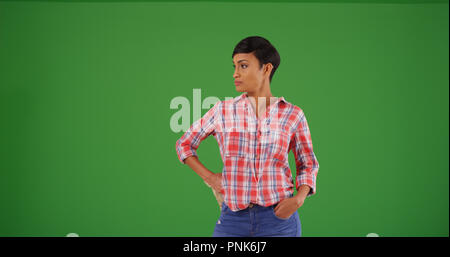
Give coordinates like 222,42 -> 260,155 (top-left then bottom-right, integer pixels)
221,202 -> 227,213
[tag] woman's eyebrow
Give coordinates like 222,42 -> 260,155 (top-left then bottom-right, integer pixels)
233,59 -> 248,64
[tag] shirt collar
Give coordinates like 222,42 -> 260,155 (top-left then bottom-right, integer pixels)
234,92 -> 287,105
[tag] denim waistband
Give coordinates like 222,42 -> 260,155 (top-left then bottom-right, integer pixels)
223,202 -> 278,212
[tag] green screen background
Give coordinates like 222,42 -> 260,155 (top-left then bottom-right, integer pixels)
0,0 -> 448,237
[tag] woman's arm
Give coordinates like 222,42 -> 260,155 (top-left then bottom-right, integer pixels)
184,155 -> 213,181
175,101 -> 224,207
291,110 -> 319,198
185,156 -> 222,194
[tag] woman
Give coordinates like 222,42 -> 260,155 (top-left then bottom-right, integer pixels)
176,36 -> 319,237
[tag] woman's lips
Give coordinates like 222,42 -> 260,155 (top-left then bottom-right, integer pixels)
234,81 -> 242,86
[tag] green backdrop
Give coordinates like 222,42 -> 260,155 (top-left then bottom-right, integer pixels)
0,0 -> 448,237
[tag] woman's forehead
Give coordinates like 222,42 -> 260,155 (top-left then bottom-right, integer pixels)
233,53 -> 256,63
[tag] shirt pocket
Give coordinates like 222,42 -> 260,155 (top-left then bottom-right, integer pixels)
224,127 -> 248,157
260,129 -> 290,160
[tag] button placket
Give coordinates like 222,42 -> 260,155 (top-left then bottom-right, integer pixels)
245,103 -> 260,201
245,103 -> 256,158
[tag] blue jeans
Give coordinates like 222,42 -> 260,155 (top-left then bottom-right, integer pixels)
212,202 -> 301,237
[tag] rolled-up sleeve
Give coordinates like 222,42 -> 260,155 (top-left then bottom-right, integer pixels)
175,101 -> 220,164
290,110 -> 319,197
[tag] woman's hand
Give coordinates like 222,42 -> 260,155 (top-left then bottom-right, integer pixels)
273,196 -> 304,219
204,172 -> 223,193
274,185 -> 310,218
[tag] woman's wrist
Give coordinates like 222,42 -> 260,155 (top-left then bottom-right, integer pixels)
203,171 -> 214,182
294,185 -> 310,205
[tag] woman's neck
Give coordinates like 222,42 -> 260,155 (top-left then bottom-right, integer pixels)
246,90 -> 278,119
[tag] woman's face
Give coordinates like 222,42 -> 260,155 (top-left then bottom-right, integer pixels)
232,52 -> 271,93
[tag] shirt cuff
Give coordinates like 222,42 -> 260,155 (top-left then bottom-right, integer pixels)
177,146 -> 198,164
296,175 -> 316,197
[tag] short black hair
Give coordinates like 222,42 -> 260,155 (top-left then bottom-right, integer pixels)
232,36 -> 281,83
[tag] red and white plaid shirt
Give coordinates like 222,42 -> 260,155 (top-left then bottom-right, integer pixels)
176,93 -> 319,212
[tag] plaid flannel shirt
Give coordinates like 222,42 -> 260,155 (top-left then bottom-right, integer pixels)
175,93 -> 319,212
